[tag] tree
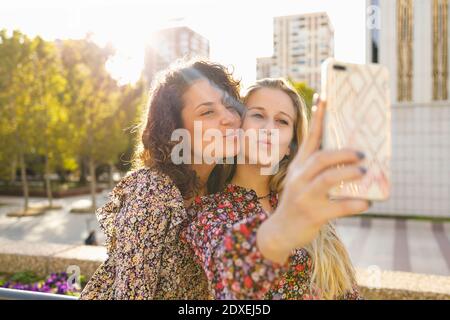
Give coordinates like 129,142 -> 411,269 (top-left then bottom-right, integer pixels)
111,79 -> 146,176
60,38 -> 120,212
0,30 -> 144,214
288,79 -> 316,121
30,36 -> 70,209
0,30 -> 37,212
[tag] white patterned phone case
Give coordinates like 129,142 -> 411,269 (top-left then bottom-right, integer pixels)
320,58 -> 391,201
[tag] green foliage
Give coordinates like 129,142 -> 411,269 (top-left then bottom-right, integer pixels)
287,79 -> 316,121
0,29 -> 143,186
9,271 -> 41,284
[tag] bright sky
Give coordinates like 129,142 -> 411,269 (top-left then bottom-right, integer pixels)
1,0 -> 367,87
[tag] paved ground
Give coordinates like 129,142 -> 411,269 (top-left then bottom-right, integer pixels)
1,192 -> 449,276
335,216 -> 450,276
0,192 -> 109,246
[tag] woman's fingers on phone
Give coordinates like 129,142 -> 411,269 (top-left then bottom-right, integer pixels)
312,93 -> 320,106
300,149 -> 365,182
306,99 -> 325,154
330,199 -> 371,219
310,164 -> 367,194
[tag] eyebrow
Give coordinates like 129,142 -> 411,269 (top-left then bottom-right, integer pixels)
248,106 -> 294,121
195,89 -> 228,110
195,102 -> 215,110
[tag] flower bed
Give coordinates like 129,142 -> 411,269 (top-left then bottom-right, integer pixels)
0,271 -> 87,297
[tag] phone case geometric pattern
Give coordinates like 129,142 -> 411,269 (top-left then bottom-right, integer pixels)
321,59 -> 391,201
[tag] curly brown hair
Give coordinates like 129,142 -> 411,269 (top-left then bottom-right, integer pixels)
133,59 -> 242,199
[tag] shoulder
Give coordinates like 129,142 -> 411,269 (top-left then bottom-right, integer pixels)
189,190 -> 229,215
187,186 -> 243,227
116,167 -> 182,202
115,168 -> 187,229
190,183 -> 254,215
116,167 -> 173,189
109,167 -> 185,224
193,184 -> 241,207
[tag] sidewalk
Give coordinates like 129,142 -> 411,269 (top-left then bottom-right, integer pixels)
0,193 -> 108,246
335,216 -> 450,276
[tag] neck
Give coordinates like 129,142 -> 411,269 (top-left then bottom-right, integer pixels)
230,164 -> 271,197
190,163 -> 214,197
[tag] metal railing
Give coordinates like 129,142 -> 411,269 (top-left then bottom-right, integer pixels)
0,287 -> 78,300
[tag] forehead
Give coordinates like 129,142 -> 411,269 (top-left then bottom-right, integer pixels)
182,79 -> 223,106
246,87 -> 296,117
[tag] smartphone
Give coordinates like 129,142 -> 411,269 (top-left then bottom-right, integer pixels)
320,58 -> 391,201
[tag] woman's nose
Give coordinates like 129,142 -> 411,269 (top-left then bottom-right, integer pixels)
264,119 -> 276,131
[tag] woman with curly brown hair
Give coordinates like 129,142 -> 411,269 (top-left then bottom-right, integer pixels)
80,59 -> 243,299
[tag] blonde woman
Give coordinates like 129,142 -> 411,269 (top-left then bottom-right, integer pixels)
182,78 -> 369,299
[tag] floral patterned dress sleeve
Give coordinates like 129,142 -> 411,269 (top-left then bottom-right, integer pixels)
183,196 -> 290,300
80,168 -> 188,300
79,175 -> 130,299
340,283 -> 364,300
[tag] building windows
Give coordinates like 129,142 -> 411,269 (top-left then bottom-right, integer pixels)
370,0 -> 380,63
291,53 -> 305,58
259,13 -> 332,91
432,0 -> 448,100
397,0 -> 414,102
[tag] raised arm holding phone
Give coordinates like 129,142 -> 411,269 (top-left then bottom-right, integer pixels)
256,96 -> 371,265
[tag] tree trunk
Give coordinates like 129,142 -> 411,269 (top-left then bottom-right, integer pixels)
44,156 -> 53,208
79,156 -> 87,184
89,158 -> 97,212
10,156 -> 17,184
108,162 -> 114,189
19,152 -> 29,211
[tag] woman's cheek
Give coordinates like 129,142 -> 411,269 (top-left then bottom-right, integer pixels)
279,129 -> 294,156
233,113 -> 242,128
240,117 -> 253,131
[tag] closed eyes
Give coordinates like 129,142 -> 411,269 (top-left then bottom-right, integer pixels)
200,110 -> 214,116
250,113 -> 289,125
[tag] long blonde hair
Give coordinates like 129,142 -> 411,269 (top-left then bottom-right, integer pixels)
243,78 -> 357,299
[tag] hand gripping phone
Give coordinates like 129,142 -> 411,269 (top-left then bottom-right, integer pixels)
320,58 -> 391,201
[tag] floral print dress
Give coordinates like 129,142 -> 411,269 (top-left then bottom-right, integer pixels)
80,168 -> 211,300
182,183 -> 362,300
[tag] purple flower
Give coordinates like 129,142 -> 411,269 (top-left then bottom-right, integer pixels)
3,271 -> 81,296
41,285 -> 51,293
